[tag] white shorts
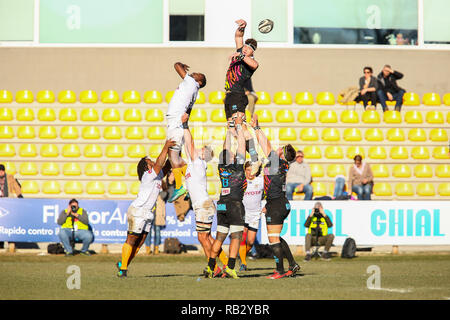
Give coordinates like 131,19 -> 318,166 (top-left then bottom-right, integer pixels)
127,206 -> 154,234
167,123 -> 184,151
245,210 -> 262,230
193,199 -> 215,225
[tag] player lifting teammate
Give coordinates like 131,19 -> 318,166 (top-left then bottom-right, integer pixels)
166,62 -> 206,203
250,114 -> 301,279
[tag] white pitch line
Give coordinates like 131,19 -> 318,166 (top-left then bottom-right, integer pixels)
368,288 -> 413,293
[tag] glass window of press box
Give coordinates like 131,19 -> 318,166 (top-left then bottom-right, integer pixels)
424,0 -> 450,44
293,0 -> 418,45
169,0 -> 204,41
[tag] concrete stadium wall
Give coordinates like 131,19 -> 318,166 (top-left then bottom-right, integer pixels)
0,47 -> 449,97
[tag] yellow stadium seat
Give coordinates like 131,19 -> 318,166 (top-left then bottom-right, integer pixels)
147,126 -> 166,140
84,144 -> 103,158
190,108 -> 207,122
145,108 -> 164,122
408,128 -> 427,142
321,127 -> 340,141
102,108 -> 120,121
343,128 -> 362,141
36,90 -> 55,103
411,146 -> 430,160
207,182 -> 217,196
0,162 -> 16,174
42,181 -> 61,194
414,164 -> 433,178
0,126 -> 14,139
165,91 -> 174,103
62,144 -> 80,157
100,90 -> 120,103
371,164 -> 389,178
80,108 -> 99,121
426,111 -> 444,124
383,110 -> 401,123
105,144 -> 124,158
0,144 -> 15,157
191,127 -> 210,141
41,162 -> 59,176
417,183 -> 435,196
39,126 -> 57,139
346,146 -> 365,160
429,128 -> 447,142
79,90 -> 98,103
209,91 -> 225,104
62,162 -> 81,176
373,183 -> 393,196
297,110 -> 316,123
123,90 -> 141,104
16,108 -> 34,121
311,182 -> 327,196
340,110 -> 359,123
144,90 -> 163,104
273,91 -> 292,105
326,164 -> 345,177
255,91 -> 271,104
86,181 -> 105,195
16,90 -> 34,103
386,128 -> 405,141
294,92 -> 314,105
255,109 -> 273,122
108,181 -> 128,195
319,110 -> 338,123
316,92 -> 335,105
0,107 -> 13,121
310,164 -> 324,178
59,108 -> 77,121
128,145 -> 146,158
368,146 -> 387,160
423,93 -> 441,106
0,90 -> 13,103
395,183 -> 414,196
124,108 -> 142,122
60,126 -> 79,139
393,164 -> 411,178
276,110 -> 294,123
300,127 -> 319,141
130,181 -> 140,195
212,127 -> 227,140
19,162 -> 38,175
149,144 -> 163,158
21,180 -> 39,194
447,112 -> 450,123
195,91 -> 206,104
261,127 -> 275,141
433,146 -> 449,159
279,128 -> 297,141
325,146 -> 343,159
210,109 -> 227,122
81,126 -> 101,139
390,146 -> 409,159
303,146 -> 322,159
362,110 -> 380,124
21,144 -> 38,157
443,93 -> 450,106
436,165 -> 450,178
37,108 -> 56,121
107,163 -> 125,176
125,126 -> 144,140
103,126 -> 122,139
364,128 -> 383,142
403,92 -> 420,106
64,181 -> 83,194
58,90 -> 76,103
404,110 -> 423,124
85,163 -> 104,176
438,183 -> 450,196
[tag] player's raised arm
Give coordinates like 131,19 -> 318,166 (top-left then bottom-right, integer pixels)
182,113 -> 196,161
174,62 -> 190,79
235,116 -> 246,159
235,19 -> 246,49
250,114 -> 272,157
154,139 -> 176,175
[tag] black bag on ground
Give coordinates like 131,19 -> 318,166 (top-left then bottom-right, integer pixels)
341,237 -> 357,258
164,237 -> 182,254
47,243 -> 65,254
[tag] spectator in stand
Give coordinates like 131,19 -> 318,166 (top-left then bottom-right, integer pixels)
0,164 -> 23,198
286,150 -> 313,200
355,66 -> 378,110
348,155 -> 374,200
376,65 -> 406,112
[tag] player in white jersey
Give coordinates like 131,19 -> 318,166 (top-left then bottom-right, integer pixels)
239,160 -> 264,271
166,62 -> 207,204
117,139 -> 175,277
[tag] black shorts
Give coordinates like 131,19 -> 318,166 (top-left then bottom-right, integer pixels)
265,197 -> 291,225
224,91 -> 248,119
216,199 -> 245,228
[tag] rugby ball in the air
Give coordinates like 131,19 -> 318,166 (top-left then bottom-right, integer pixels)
258,19 -> 274,34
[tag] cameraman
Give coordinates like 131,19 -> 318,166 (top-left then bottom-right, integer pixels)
303,202 -> 334,261
57,199 -> 93,256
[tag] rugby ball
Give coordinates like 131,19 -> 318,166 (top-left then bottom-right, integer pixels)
258,19 -> 274,34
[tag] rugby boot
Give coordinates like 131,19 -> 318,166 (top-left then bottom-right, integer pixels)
266,271 -> 287,279
285,263 -> 300,277
203,266 -> 214,279
222,266 -> 239,279
168,186 -> 187,203
239,263 -> 248,272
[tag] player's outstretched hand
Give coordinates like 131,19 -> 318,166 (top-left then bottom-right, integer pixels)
164,139 -> 176,149
235,19 -> 247,29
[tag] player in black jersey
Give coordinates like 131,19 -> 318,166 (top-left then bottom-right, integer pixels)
204,117 -> 247,279
250,114 -> 301,279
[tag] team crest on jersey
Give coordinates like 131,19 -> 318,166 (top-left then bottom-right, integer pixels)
221,171 -> 232,177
